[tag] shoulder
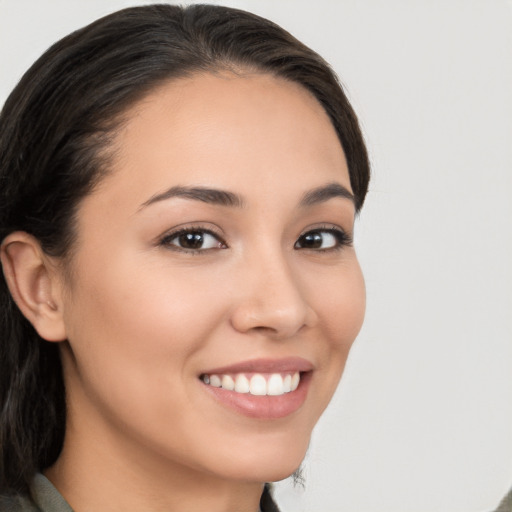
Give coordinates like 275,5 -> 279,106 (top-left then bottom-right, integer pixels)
0,474 -> 72,512
0,494 -> 40,512
493,487 -> 512,512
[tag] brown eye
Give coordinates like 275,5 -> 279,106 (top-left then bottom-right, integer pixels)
294,229 -> 350,250
297,232 -> 324,249
161,229 -> 226,252
178,232 -> 206,249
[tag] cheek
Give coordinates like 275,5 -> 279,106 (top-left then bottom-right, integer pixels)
313,257 -> 366,347
61,255 -> 236,464
62,255 -> 222,407
306,257 -> 365,400
67,251 -> 218,341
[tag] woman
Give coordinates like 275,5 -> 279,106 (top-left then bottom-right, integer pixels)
0,4 -> 369,511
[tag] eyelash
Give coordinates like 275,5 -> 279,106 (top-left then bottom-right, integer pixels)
159,226 -> 227,254
294,226 -> 353,252
158,225 -> 352,254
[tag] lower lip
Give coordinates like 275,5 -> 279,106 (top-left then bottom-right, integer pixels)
201,372 -> 312,419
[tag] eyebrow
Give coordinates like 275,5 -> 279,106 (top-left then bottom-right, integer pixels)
139,185 -> 244,210
139,181 -> 354,211
299,182 -> 355,207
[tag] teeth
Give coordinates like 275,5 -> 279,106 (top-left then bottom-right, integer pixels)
221,375 -> 235,391
283,374 -> 292,393
234,374 -> 250,393
203,372 -> 301,396
209,375 -> 222,388
291,372 -> 300,391
267,374 -> 284,396
249,374 -> 267,395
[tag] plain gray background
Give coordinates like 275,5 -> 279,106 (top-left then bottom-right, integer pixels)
1,1 -> 511,511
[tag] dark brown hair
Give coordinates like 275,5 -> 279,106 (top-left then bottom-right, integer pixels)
0,3 -> 370,495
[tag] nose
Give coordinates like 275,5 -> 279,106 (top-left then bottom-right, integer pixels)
230,252 -> 318,339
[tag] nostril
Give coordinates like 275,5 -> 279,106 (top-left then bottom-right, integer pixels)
253,325 -> 278,334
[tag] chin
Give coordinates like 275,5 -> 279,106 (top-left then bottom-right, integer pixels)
215,436 -> 309,484
262,463 -> 304,483
226,460 -> 304,484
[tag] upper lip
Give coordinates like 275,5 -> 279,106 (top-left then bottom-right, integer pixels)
201,357 -> 314,375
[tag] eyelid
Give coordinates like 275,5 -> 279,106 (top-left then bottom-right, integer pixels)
299,223 -> 352,238
295,224 -> 353,250
157,223 -> 227,253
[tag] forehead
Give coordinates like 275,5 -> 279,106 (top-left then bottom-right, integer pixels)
95,72 -> 350,209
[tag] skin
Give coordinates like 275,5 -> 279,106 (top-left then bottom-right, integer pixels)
6,73 -> 366,511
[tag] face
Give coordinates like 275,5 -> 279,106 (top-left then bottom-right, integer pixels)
57,73 -> 365,484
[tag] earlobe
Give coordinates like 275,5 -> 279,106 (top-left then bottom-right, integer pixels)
0,232 -> 67,342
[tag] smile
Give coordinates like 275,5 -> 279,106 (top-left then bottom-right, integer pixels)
201,372 -> 300,396
199,358 -> 313,419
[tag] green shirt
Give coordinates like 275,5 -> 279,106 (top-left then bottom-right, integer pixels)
0,474 -> 72,512
0,475 -> 279,512
494,487 -> 512,512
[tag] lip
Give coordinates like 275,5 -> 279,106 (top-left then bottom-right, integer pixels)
199,357 -> 314,420
201,357 -> 314,375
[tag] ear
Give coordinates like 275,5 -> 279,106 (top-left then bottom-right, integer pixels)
0,232 -> 67,342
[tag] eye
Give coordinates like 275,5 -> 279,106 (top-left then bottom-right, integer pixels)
294,228 -> 351,251
160,228 -> 227,252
